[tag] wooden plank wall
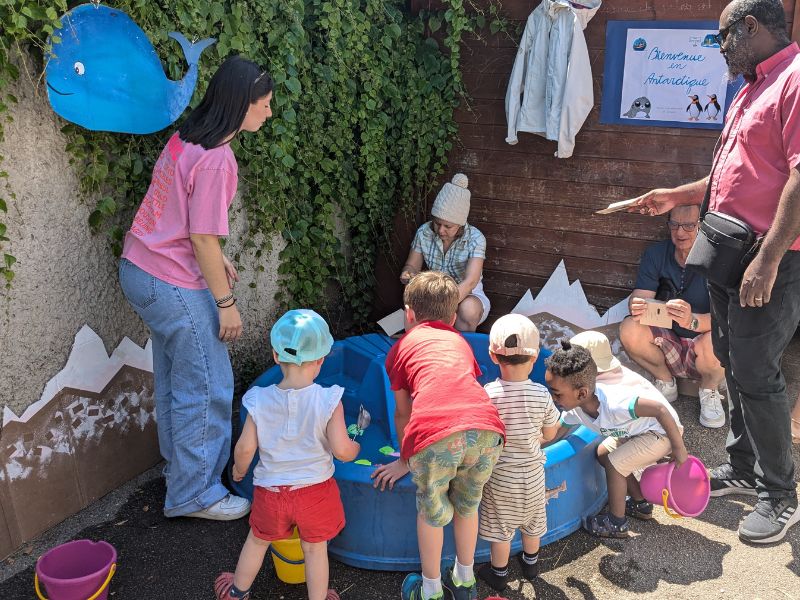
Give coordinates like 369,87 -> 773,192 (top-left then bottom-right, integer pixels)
371,0 -> 797,326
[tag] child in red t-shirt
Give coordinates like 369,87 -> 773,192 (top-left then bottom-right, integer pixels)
372,271 -> 505,600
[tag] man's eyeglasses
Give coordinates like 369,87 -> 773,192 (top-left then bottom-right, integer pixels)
667,220 -> 699,232
713,15 -> 746,46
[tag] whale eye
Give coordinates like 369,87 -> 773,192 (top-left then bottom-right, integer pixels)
74,62 -> 85,76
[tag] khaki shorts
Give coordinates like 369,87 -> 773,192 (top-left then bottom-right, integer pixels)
601,430 -> 673,477
409,429 -> 503,527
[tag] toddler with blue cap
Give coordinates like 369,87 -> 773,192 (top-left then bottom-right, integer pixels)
215,309 -> 360,600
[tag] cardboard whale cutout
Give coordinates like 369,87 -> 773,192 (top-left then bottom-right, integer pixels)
45,4 -> 215,134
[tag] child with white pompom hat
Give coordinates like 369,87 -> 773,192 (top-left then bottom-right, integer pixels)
399,173 -> 490,331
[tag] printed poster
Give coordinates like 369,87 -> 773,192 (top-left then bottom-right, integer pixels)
600,21 -> 742,130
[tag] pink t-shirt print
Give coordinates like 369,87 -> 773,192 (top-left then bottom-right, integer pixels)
122,133 -> 238,289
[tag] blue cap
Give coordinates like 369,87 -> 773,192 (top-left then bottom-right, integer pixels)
270,309 -> 334,365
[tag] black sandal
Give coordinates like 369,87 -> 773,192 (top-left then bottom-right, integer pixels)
625,497 -> 654,520
584,513 -> 630,538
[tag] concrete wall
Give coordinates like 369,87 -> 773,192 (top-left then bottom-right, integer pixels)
0,62 -> 283,415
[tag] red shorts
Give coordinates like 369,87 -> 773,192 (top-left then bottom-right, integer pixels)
249,477 -> 345,543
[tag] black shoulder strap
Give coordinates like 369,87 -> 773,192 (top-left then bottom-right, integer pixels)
700,134 -> 724,218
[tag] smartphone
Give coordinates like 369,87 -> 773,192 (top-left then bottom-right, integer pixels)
639,299 -> 673,328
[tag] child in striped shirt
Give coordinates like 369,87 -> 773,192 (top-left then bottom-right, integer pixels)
477,315 -> 560,592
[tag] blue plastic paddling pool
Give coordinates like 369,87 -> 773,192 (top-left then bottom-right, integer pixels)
229,333 -> 607,571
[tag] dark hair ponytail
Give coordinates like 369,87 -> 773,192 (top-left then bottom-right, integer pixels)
179,55 -> 274,149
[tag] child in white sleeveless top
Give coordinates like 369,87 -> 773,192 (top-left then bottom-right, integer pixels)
215,310 -> 360,600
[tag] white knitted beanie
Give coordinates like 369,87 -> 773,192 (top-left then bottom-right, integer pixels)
431,173 -> 470,226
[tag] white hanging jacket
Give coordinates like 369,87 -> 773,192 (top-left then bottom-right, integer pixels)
505,0 -> 601,158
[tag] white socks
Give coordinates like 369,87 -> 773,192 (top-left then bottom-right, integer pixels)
454,559 -> 474,584
422,574 -> 442,599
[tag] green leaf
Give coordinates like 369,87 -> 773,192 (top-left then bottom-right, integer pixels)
88,210 -> 104,229
285,77 -> 302,94
3,254 -> 16,269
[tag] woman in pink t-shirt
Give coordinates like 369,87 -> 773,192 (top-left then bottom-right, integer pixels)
119,56 -> 273,522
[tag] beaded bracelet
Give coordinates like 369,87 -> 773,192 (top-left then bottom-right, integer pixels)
215,292 -> 234,306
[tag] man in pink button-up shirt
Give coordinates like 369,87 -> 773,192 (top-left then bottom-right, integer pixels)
632,0 -> 800,545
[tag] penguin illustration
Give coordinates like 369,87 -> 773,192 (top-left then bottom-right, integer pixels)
705,94 -> 721,120
623,96 -> 652,118
686,95 -> 702,121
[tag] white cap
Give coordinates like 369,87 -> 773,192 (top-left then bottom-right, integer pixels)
431,173 -> 470,226
489,314 -> 540,356
569,331 -> 621,373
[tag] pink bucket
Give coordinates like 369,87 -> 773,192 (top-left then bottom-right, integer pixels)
35,540 -> 117,600
640,455 -> 710,518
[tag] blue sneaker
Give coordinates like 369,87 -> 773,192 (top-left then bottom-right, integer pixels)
442,565 -> 477,600
401,573 -> 443,600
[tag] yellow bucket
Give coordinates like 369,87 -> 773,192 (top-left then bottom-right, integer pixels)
269,529 -> 305,584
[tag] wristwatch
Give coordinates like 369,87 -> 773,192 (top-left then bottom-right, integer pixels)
689,315 -> 699,331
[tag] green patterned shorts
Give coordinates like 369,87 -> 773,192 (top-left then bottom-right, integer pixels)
409,429 -> 503,527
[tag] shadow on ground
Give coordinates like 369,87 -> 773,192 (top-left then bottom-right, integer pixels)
0,476 -> 403,600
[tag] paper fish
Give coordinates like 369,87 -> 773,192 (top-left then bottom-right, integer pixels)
45,4 -> 215,134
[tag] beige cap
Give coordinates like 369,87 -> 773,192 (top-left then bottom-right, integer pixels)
569,331 -> 621,373
489,314 -> 540,356
431,173 -> 470,226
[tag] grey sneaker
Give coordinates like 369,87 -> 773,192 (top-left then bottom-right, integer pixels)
654,378 -> 678,403
709,463 -> 757,497
739,496 -> 799,544
698,388 -> 725,428
185,494 -> 251,521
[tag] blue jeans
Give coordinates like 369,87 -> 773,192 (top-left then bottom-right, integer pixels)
119,259 -> 233,516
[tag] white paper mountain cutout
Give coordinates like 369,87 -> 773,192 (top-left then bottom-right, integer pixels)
3,325 -> 153,427
511,260 -> 630,329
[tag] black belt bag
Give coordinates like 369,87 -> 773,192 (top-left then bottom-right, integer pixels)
684,135 -> 763,288
685,210 -> 762,288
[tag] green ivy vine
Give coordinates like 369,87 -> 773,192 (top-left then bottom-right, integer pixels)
0,0 -> 505,324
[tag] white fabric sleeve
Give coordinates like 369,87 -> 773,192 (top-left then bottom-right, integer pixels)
505,22 -> 531,145
606,394 -> 640,424
241,387 -> 260,417
555,18 -> 593,158
560,409 -> 582,426
324,384 -> 346,422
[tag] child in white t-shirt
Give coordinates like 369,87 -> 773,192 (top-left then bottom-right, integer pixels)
478,315 -> 559,593
215,310 -> 360,600
545,340 -> 687,538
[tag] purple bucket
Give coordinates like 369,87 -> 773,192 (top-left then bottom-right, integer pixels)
35,540 -> 117,600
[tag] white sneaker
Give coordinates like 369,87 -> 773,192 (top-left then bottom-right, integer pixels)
699,388 -> 726,428
654,378 -> 678,403
184,494 -> 251,521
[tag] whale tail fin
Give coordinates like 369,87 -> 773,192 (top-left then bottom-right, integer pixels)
169,32 -> 216,66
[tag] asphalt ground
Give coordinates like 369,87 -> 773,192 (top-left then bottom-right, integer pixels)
1,389 -> 798,600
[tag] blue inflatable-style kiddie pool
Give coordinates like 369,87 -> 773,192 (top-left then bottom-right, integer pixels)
230,333 -> 607,571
